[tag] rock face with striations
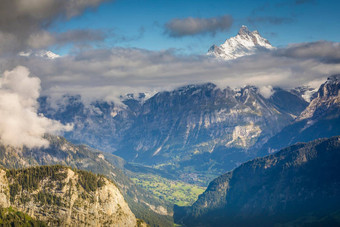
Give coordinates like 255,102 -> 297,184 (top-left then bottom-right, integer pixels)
260,75 -> 340,155
113,84 -> 307,179
174,136 -> 340,226
0,165 -> 137,226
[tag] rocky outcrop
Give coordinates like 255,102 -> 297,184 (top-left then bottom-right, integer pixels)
1,166 -> 137,226
260,75 -> 340,155
299,74 -> 340,120
0,170 -> 10,208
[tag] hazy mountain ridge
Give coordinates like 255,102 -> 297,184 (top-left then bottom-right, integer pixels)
39,83 -> 308,183
174,136 -> 340,226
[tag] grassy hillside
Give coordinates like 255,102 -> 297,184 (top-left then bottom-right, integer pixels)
132,174 -> 205,206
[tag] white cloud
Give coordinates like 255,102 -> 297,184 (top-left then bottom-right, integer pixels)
0,66 -> 72,148
0,0 -> 108,54
0,40 -> 335,109
5,42 -> 337,104
259,85 -> 274,98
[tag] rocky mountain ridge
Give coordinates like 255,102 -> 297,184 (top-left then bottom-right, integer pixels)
260,75 -> 340,155
174,136 -> 340,226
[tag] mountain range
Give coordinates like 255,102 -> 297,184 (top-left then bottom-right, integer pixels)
38,73 -> 340,186
39,82 -> 311,184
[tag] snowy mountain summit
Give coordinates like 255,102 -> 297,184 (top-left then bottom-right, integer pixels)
207,25 -> 274,60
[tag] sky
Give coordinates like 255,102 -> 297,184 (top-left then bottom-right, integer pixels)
0,0 -> 339,148
49,0 -> 340,54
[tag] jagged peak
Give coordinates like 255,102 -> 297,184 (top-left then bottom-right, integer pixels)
238,25 -> 252,36
207,25 -> 274,60
253,30 -> 260,35
327,74 -> 340,82
208,44 -> 219,52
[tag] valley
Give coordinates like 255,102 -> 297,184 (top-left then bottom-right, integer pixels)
131,174 -> 205,206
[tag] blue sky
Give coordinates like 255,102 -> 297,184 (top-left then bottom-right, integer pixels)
50,0 -> 340,54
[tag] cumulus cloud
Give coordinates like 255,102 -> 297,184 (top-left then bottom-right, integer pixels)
259,85 -> 274,98
276,41 -> 340,63
165,15 -> 233,37
0,0 -> 108,53
0,66 -> 72,148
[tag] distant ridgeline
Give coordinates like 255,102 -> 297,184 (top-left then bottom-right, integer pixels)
174,136 -> 340,226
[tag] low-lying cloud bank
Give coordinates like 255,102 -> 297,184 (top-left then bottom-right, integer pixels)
2,40 -> 338,105
0,66 -> 72,148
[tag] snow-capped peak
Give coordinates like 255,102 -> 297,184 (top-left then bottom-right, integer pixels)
207,25 -> 274,60
238,25 -> 252,36
19,50 -> 60,59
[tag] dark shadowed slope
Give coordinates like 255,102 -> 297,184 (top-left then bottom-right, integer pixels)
174,136 -> 340,226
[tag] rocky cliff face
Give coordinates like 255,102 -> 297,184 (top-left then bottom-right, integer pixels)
174,136 -> 340,226
299,74 -> 340,120
260,75 -> 340,155
117,85 -> 302,162
0,165 -> 137,226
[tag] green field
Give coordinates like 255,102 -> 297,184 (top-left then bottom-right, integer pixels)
131,174 -> 205,206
